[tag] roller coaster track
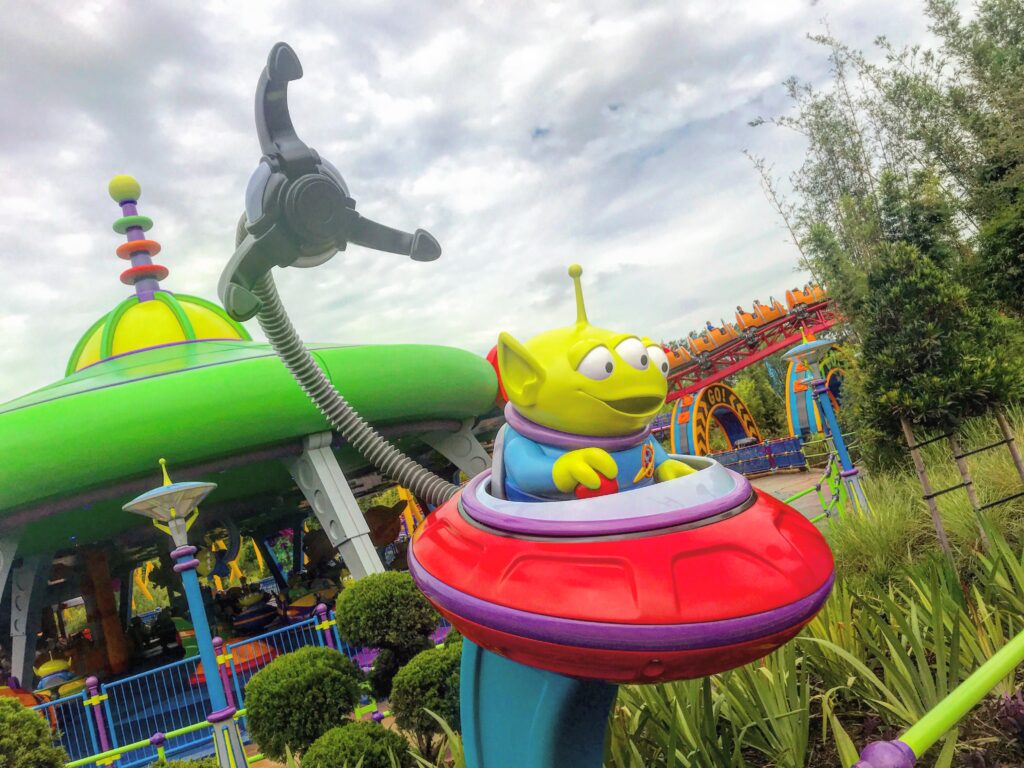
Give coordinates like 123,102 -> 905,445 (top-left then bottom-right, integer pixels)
666,299 -> 839,401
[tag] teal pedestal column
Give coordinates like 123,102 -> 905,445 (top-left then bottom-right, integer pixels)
461,639 -> 618,768
172,545 -> 249,768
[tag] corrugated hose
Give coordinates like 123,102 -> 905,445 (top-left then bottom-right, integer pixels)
251,271 -> 459,506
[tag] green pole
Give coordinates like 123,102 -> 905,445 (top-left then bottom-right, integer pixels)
857,627 -> 1024,765
783,486 -> 818,504
901,626 -> 1024,757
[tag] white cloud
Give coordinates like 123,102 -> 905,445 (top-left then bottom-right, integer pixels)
0,0 -> 951,402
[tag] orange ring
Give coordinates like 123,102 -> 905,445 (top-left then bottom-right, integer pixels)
116,239 -> 161,260
120,264 -> 169,285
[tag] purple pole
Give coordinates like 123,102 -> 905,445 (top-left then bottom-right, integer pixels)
85,676 -> 111,753
212,636 -> 235,710
314,603 -> 336,650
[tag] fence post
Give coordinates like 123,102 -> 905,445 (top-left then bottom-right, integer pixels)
948,432 -> 990,550
900,417 -> 954,563
84,676 -> 112,754
995,410 -> 1024,484
314,603 -> 336,650
212,637 -> 236,710
150,732 -> 167,763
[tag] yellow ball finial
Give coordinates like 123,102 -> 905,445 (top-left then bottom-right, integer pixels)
159,457 -> 172,487
567,264 -> 588,325
109,175 -> 141,203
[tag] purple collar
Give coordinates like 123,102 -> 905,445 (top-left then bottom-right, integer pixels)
503,403 -> 651,452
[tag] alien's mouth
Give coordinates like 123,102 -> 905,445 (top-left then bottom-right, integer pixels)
600,396 -> 664,415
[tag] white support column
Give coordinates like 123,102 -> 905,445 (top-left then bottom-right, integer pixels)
283,433 -> 384,579
422,419 -> 491,479
10,555 -> 47,688
0,538 -> 18,617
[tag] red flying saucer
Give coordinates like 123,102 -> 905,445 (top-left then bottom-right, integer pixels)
409,456 -> 834,683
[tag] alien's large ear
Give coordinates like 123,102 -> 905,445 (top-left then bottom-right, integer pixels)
497,332 -> 545,407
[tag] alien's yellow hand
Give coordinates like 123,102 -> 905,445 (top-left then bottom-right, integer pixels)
552,448 -> 619,492
655,459 -> 696,483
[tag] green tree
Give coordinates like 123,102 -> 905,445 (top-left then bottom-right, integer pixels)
748,7 -> 1024,464
976,199 -> 1024,317
731,365 -> 787,438
390,643 -> 462,758
301,722 -> 414,768
244,646 -> 363,760
335,572 -> 438,698
0,698 -> 66,768
858,240 -> 1016,437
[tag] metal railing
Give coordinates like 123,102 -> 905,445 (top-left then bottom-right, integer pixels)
38,612 -> 452,766
33,692 -> 100,763
64,708 -> 255,768
101,656 -> 213,767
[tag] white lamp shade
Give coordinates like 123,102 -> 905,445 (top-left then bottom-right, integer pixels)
123,481 -> 217,522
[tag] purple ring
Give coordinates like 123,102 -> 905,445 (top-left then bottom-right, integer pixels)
149,732 -> 166,747
207,706 -> 237,724
840,469 -> 859,478
504,404 -> 651,452
170,545 -> 197,559
173,559 -> 200,573
854,740 -> 916,767
461,470 -> 753,536
409,545 -> 833,651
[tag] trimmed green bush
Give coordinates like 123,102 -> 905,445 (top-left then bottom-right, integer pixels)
336,572 -> 438,697
336,572 -> 437,650
366,648 -> 402,701
301,721 -> 414,768
0,697 -> 66,768
153,759 -> 220,768
390,643 -> 462,757
244,646 -> 363,760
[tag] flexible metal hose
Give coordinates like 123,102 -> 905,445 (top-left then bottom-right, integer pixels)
252,272 -> 459,505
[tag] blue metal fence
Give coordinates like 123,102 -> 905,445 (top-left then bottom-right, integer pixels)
33,692 -> 99,763
34,613 -> 452,766
101,655 -> 213,767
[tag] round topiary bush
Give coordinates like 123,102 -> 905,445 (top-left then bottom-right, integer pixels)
301,721 -> 414,768
0,697 -> 66,768
335,571 -> 438,697
336,572 -> 437,650
390,643 -> 461,757
244,645 -> 363,760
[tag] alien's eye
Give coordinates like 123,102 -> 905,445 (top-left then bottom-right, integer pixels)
615,338 -> 649,371
647,345 -> 670,377
577,346 -> 614,380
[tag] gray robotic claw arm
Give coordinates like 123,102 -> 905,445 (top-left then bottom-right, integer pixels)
219,42 -> 440,322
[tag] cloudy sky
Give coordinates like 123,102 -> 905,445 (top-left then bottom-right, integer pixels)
0,0 -> 950,403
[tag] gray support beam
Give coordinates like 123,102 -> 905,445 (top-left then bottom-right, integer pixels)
421,418 -> 491,479
10,556 -> 48,688
283,433 -> 384,579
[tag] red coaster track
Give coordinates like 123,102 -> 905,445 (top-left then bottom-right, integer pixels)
666,299 -> 838,401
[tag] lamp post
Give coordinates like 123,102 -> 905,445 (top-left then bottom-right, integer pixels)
123,460 -> 248,768
782,337 -> 872,517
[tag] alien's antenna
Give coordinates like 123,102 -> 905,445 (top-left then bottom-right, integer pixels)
568,264 -> 588,325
